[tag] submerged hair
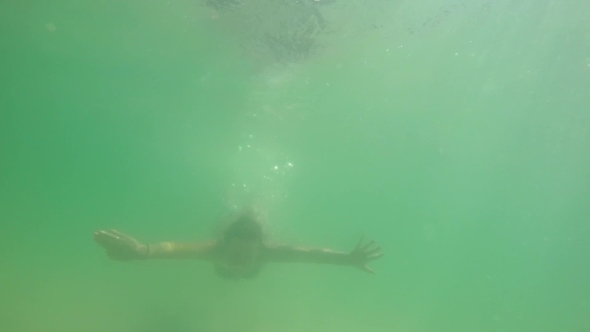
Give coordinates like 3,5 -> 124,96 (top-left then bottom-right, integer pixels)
221,207 -> 265,243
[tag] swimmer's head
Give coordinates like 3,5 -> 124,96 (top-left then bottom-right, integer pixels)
222,208 -> 264,242
218,208 -> 265,271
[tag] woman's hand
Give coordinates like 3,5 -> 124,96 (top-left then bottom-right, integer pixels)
348,236 -> 383,274
93,229 -> 148,261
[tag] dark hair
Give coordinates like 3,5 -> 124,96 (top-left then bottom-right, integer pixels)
222,208 -> 264,243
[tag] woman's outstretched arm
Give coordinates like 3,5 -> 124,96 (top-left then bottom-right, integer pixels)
93,229 -> 218,261
264,237 -> 383,274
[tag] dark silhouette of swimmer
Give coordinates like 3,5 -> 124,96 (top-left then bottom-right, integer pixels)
94,208 -> 383,280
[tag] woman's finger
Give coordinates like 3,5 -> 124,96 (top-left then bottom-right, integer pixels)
355,235 -> 365,251
367,253 -> 384,261
93,230 -> 123,247
94,230 -> 114,242
366,246 -> 382,255
109,229 -> 127,238
362,240 -> 376,251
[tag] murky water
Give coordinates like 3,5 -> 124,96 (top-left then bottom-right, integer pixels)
1,1 -> 589,331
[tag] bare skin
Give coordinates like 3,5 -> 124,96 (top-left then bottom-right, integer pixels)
93,230 -> 383,275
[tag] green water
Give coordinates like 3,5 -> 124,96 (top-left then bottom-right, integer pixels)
1,1 -> 589,331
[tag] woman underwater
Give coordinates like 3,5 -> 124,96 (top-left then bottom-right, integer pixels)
93,208 -> 383,280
